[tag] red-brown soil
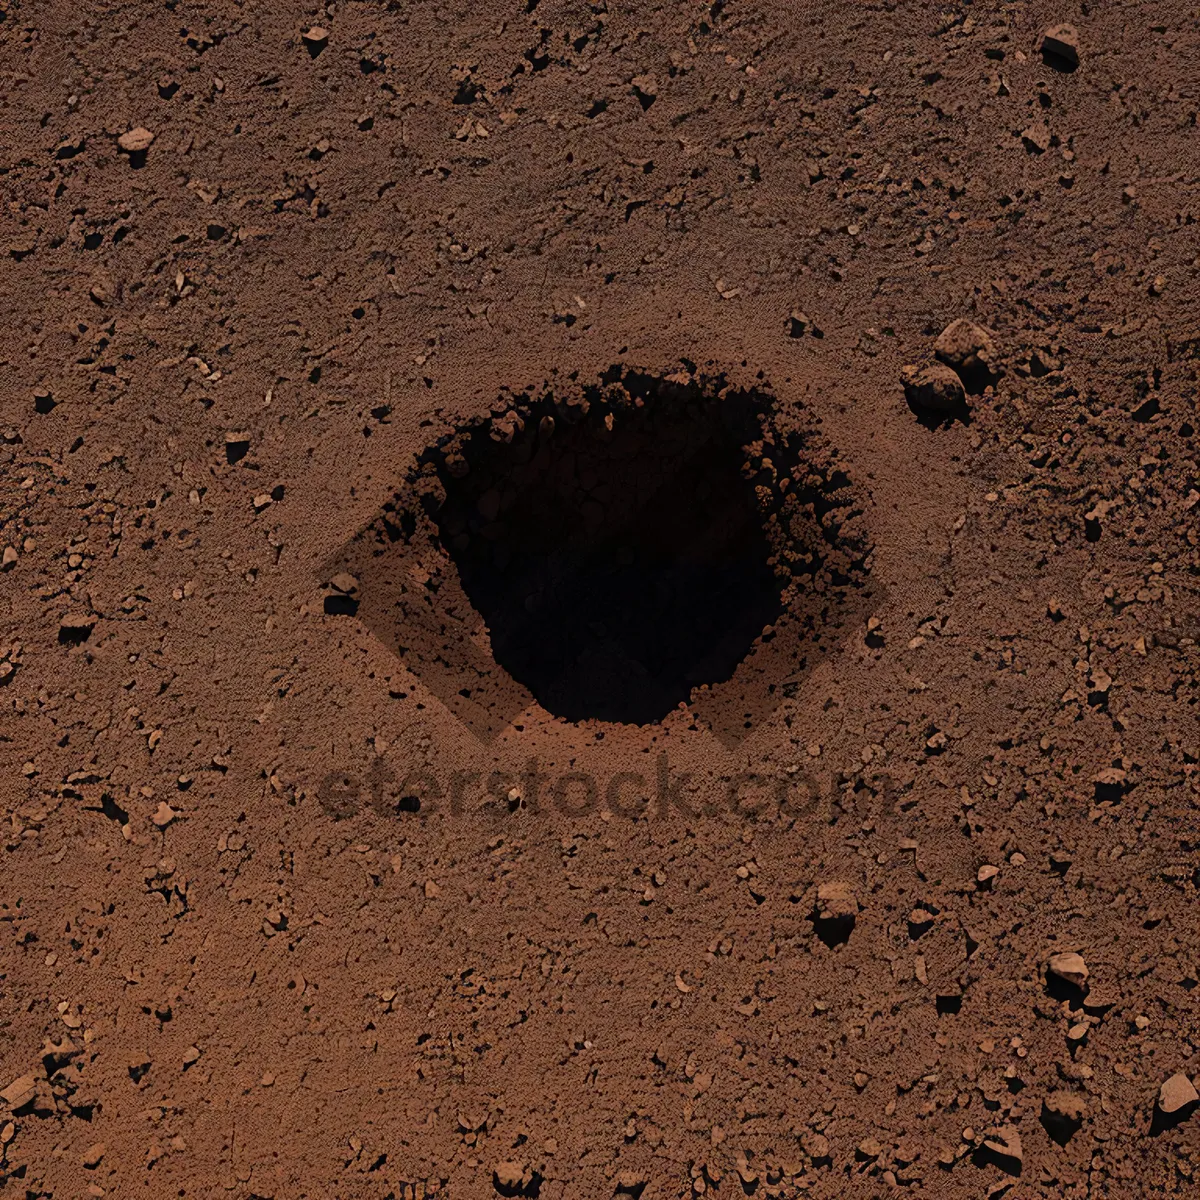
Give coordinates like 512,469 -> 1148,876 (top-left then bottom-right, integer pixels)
2,2 -> 1199,1198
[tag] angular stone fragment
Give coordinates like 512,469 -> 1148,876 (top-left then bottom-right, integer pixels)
494,1161 -> 525,1188
0,1074 -> 37,1108
1048,951 -> 1089,987
983,1125 -> 1022,1165
816,881 -> 858,917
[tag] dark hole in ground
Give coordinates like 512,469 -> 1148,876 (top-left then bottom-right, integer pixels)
1150,1099 -> 1198,1136
341,367 -> 870,738
494,1169 -> 543,1198
810,912 -> 855,949
971,1143 -> 1022,1176
86,792 -> 129,825
59,618 -> 95,646
953,359 -> 1000,397
1039,1104 -> 1080,1146
323,594 -> 359,616
428,380 -> 786,724
1041,47 -> 1078,74
1044,972 -> 1087,1005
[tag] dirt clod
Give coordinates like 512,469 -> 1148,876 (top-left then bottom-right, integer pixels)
117,126 -> 155,153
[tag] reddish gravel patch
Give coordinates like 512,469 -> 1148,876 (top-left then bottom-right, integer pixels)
2,2 -> 1200,1198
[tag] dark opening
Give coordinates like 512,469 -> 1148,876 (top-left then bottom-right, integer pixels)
58,618 -> 95,645
338,367 -> 870,740
971,1142 -> 1022,1176
810,911 -> 855,949
428,380 -> 786,725
323,593 -> 360,616
1040,1103 -> 1081,1146
1150,1098 -> 1198,1136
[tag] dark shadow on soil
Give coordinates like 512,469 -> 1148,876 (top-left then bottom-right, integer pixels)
905,394 -> 973,430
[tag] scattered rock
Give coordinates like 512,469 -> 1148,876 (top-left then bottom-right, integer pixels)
82,1142 -> 106,1168
908,907 -> 936,938
302,26 -> 329,56
816,880 -> 858,917
901,362 -> 966,413
324,572 -> 361,616
787,310 -> 822,338
801,1130 -> 830,1161
981,1125 -> 1023,1172
493,1160 -> 525,1188
58,612 -> 96,645
811,881 -> 859,948
225,431 -> 251,464
152,801 -> 179,828
1021,121 -> 1052,154
856,1137 -> 883,1160
1041,1090 -> 1087,1147
631,73 -> 658,110
1047,1091 -> 1086,1118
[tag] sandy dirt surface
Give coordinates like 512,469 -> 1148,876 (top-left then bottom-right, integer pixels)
2,1 -> 1200,1196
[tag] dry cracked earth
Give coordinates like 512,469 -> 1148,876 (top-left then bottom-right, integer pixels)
2,1 -> 1200,1198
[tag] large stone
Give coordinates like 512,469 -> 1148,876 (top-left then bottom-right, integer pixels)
901,362 -> 966,412
0,1074 -> 37,1109
983,1125 -> 1023,1165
